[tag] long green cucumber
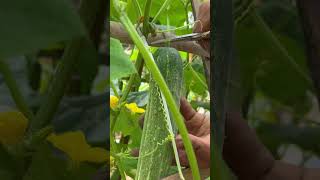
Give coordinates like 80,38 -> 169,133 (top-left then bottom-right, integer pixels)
136,47 -> 184,179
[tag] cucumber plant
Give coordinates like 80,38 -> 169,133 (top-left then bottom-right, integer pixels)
110,0 -> 210,179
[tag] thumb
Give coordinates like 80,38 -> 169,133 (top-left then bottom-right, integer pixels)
180,98 -> 207,135
180,97 -> 196,121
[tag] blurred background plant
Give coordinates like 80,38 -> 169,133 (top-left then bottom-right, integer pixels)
0,0 -> 108,179
234,0 -> 320,168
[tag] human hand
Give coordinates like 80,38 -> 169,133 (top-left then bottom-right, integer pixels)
193,0 -> 210,53
133,97 -> 210,169
175,98 -> 210,169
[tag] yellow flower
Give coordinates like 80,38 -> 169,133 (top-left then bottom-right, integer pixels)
47,131 -> 108,163
110,95 -> 119,109
110,155 -> 115,167
125,103 -> 145,113
0,111 -> 28,145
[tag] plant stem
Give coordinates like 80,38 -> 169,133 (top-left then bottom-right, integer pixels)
110,126 -> 125,179
0,59 -> 34,120
119,0 -> 154,100
185,2 -> 190,62
211,0 -> 234,179
28,39 -> 84,133
118,56 -> 144,104
143,0 -> 153,35
110,80 -> 119,98
131,55 -> 144,92
118,10 -> 200,180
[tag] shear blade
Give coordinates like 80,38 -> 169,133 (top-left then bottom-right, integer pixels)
150,31 -> 210,45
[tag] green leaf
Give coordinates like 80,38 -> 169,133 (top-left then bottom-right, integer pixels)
119,154 -> 138,178
0,145 -> 17,180
113,107 -> 142,148
126,0 -> 189,27
110,0 -> 118,20
113,108 -> 137,136
258,0 -> 304,43
236,13 -> 312,115
0,170 -> 15,180
0,0 -> 85,59
110,38 -> 137,80
23,144 -> 69,180
126,0 -> 141,24
128,126 -> 142,149
184,62 -> 207,96
68,163 -> 98,180
24,143 -> 98,180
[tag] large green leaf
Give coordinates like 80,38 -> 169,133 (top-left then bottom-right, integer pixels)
236,12 -> 312,114
110,0 -> 120,21
0,0 -> 85,59
184,60 -> 208,96
118,155 -> 138,178
0,145 -> 17,180
113,107 -> 139,137
126,0 -> 189,27
23,144 -> 69,180
23,143 -> 98,180
110,38 -> 136,80
258,0 -> 304,44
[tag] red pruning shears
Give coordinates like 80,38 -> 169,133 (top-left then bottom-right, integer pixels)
150,31 -> 210,45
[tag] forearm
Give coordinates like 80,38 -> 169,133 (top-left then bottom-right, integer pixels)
223,111 -> 320,180
222,111 -> 274,180
262,161 -> 320,180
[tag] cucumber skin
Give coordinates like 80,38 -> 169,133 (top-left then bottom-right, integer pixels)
136,47 -> 184,180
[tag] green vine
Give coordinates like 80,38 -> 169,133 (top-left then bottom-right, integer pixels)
0,59 -> 34,120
